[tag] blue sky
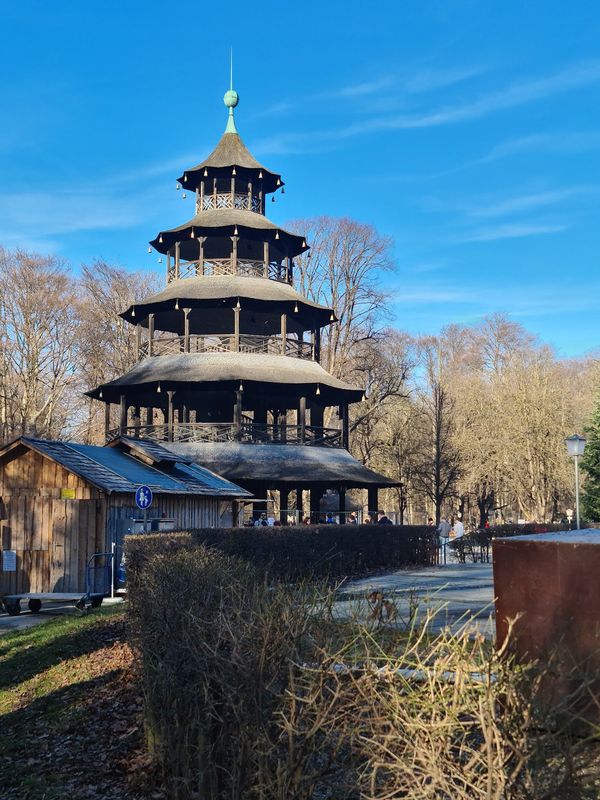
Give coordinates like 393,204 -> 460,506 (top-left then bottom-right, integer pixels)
2,0 -> 600,356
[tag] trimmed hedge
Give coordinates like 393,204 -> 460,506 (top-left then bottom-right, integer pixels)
126,523 -> 437,583
485,523 -> 566,538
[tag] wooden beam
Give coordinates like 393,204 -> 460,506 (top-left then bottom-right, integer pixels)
339,486 -> 346,524
233,305 -> 240,352
298,396 -> 306,442
119,395 -> 127,435
199,236 -> 205,275
234,389 -> 242,440
135,324 -> 141,360
296,486 -> 304,521
315,328 -> 321,363
148,313 -> 154,356
145,407 -> 153,426
167,391 -> 175,442
184,308 -> 191,352
280,488 -> 289,525
199,179 -> 204,210
263,240 -> 269,277
368,487 -> 379,519
280,313 -> 287,355
104,403 -> 111,442
341,404 -> 349,449
174,242 -> 180,280
231,235 -> 238,273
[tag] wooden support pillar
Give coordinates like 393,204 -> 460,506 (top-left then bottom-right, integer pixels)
145,407 -> 153,426
296,486 -> 304,522
230,174 -> 235,205
199,179 -> 205,210
199,236 -> 205,275
231,499 -> 240,528
263,241 -> 269,277
339,486 -> 347,524
280,488 -> 289,525
284,256 -> 291,283
341,404 -> 349,449
184,308 -> 191,352
119,395 -> 127,435
135,324 -> 141,360
311,330 -> 316,361
181,405 -> 189,424
279,410 -> 287,443
148,313 -> 154,356
231,235 -> 238,273
280,313 -> 287,355
175,242 -> 180,280
247,181 -> 252,209
368,487 -> 379,520
213,177 -> 217,205
133,406 -> 141,436
311,403 -> 324,429
234,389 -> 243,440
233,304 -> 240,351
315,328 -> 321,363
309,486 -> 322,524
298,396 -> 306,443
104,403 -> 111,442
167,391 -> 175,442
166,250 -> 171,282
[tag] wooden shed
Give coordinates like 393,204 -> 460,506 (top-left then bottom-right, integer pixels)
0,435 -> 250,596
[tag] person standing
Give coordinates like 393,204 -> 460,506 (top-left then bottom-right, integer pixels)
437,517 -> 451,564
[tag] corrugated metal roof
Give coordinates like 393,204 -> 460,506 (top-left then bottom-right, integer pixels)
17,437 -> 250,497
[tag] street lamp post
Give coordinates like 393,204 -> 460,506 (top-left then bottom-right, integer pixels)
565,434 -> 586,529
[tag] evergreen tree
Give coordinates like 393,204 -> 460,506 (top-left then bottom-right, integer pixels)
581,396 -> 600,521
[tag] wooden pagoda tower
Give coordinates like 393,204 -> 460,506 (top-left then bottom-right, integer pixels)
87,85 -> 396,521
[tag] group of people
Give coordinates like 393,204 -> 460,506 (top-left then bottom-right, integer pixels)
250,510 -> 394,526
435,516 -> 465,543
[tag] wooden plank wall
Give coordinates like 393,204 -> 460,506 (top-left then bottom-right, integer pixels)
0,448 -> 105,594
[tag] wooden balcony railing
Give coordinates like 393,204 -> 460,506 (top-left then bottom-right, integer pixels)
198,192 -> 263,214
167,258 -> 292,284
139,334 -> 314,361
108,422 -> 342,447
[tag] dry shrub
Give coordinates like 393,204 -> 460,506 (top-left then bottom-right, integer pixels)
128,539 -> 600,800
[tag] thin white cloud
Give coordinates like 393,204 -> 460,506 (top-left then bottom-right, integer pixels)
337,76 -> 394,97
341,60 -> 600,135
470,187 -> 591,218
404,66 -> 483,94
459,223 -> 567,243
482,131 -> 600,162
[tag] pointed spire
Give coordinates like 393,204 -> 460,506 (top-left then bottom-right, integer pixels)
224,49 -> 239,133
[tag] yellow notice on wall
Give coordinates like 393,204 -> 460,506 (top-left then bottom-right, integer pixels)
61,488 -> 76,499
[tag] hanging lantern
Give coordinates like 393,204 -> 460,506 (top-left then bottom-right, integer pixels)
175,299 -> 180,310
159,234 -> 163,243
239,381 -> 244,391
157,383 -> 162,393
232,166 -> 236,176
234,225 -> 238,235
176,183 -> 180,190
271,195 -> 275,202
294,302 -> 299,313
131,306 -> 136,317
147,245 -> 152,254
276,177 -> 281,186
316,384 -> 321,396
182,192 -> 187,199
275,230 -> 280,240
302,239 -> 307,248
158,257 -> 163,264
191,228 -> 195,238
281,187 -> 285,194
362,392 -> 367,402
235,298 -> 241,309
183,173 -> 188,182
330,312 -> 335,321
99,389 -> 103,399
203,168 -> 208,177
258,171 -> 263,179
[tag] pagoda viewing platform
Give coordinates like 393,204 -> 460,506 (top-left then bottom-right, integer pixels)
139,333 -> 314,361
167,257 -> 293,284
107,421 -> 342,447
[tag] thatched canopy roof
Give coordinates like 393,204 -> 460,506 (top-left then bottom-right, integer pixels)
163,441 -> 399,489
87,352 -> 363,406
177,132 -> 283,194
121,275 -> 335,333
150,209 -> 306,259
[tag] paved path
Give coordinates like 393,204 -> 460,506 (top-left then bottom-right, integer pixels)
0,597 -> 125,635
335,562 -> 496,637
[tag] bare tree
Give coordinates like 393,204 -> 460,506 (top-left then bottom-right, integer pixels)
0,248 -> 81,441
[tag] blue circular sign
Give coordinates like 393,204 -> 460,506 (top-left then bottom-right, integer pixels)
135,485 -> 153,510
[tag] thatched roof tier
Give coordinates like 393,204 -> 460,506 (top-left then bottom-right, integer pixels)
121,275 -> 335,333
177,132 -> 283,194
150,209 -> 306,259
163,441 -> 399,489
87,352 -> 363,406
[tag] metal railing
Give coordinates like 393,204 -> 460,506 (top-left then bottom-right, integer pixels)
167,258 -> 292,284
108,422 -> 342,447
139,334 -> 314,361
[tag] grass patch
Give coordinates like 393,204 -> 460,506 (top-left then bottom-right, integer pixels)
0,603 -> 153,800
